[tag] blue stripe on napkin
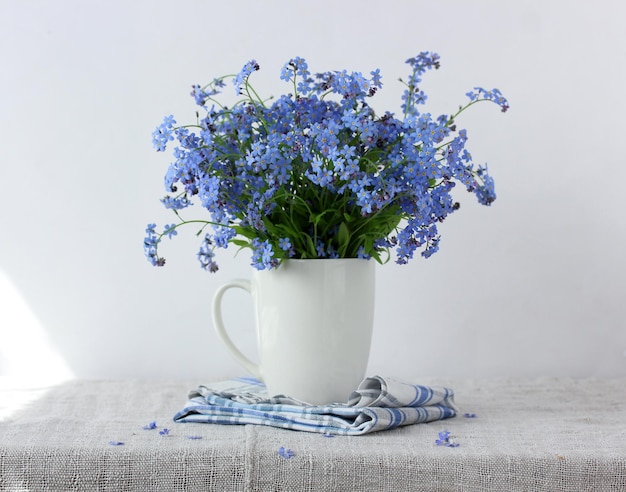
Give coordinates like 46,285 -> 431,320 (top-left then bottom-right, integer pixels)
173,376 -> 457,435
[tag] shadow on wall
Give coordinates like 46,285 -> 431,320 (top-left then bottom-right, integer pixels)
0,270 -> 74,386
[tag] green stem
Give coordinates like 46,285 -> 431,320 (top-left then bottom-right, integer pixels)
201,74 -> 235,92
158,217 -> 236,243
244,79 -> 267,108
446,97 -> 493,126
291,68 -> 298,97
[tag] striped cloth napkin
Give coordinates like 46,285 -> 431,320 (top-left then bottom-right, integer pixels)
173,376 -> 457,435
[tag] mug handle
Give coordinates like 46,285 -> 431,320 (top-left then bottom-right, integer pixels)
212,279 -> 262,380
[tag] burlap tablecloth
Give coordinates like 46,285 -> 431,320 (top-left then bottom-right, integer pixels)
0,377 -> 624,491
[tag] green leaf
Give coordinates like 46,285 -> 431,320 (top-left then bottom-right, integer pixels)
337,222 -> 350,257
233,226 -> 257,240
231,239 -> 251,248
305,234 -> 317,257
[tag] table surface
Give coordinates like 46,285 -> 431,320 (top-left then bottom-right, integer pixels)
0,377 -> 625,491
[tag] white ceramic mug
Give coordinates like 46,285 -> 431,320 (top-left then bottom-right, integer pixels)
212,258 -> 375,405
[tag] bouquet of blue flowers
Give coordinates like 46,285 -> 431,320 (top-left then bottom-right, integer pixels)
144,53 -> 508,272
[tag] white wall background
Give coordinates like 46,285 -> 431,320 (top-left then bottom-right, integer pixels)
1,0 -> 625,384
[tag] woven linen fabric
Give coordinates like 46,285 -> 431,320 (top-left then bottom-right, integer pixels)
1,378 -> 625,491
173,376 -> 458,435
